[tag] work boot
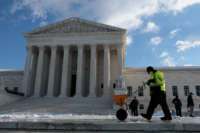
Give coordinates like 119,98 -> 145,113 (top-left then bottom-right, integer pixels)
141,113 -> 151,120
160,116 -> 172,121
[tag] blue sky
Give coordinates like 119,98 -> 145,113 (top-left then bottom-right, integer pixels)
0,0 -> 200,70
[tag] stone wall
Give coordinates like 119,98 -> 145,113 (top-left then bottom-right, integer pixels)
0,70 -> 24,106
0,70 -> 24,93
124,67 -> 200,113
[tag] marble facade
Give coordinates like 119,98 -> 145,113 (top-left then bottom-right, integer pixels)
23,17 -> 126,102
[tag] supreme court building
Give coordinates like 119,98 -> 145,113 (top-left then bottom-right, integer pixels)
22,17 -> 200,112
23,17 -> 126,106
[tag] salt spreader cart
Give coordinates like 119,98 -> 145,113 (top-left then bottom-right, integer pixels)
113,87 -> 128,121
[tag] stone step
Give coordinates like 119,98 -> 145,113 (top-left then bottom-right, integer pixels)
0,97 -> 114,115
0,118 -> 200,132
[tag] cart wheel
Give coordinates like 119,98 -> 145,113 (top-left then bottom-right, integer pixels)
116,108 -> 128,121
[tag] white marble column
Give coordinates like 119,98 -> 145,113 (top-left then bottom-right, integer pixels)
117,45 -> 123,78
76,45 -> 83,97
34,46 -> 45,97
23,46 -> 32,97
30,50 -> 38,96
60,45 -> 70,97
89,45 -> 97,97
104,45 -> 110,97
47,46 -> 57,97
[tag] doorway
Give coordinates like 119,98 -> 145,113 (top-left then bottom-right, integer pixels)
70,74 -> 76,97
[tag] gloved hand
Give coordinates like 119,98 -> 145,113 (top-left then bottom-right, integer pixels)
147,79 -> 156,86
147,80 -> 151,86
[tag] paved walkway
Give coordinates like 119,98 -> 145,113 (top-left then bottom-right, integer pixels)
0,114 -> 200,132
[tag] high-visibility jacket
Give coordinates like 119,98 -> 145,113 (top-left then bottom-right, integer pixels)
149,71 -> 166,92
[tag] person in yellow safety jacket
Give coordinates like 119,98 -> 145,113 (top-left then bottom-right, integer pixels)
141,66 -> 172,121
149,70 -> 166,95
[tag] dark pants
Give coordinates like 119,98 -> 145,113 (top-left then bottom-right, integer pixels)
131,108 -> 138,116
146,91 -> 171,119
175,107 -> 182,117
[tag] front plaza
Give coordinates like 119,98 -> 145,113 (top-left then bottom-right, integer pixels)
0,17 -> 200,114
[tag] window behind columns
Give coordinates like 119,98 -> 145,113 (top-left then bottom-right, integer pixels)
184,85 -> 190,96
138,86 -> 144,96
82,47 -> 90,97
69,47 -> 77,97
139,104 -> 144,110
172,86 -> 178,96
101,83 -> 103,89
113,83 -> 116,88
127,86 -> 132,96
196,85 -> 200,96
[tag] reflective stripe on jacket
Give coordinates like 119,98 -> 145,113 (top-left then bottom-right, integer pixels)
149,71 -> 166,92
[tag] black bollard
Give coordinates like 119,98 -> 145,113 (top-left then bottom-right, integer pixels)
116,108 -> 128,121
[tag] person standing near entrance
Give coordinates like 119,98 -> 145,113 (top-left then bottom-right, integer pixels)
141,66 -> 172,121
187,92 -> 194,117
172,95 -> 182,117
129,96 -> 139,116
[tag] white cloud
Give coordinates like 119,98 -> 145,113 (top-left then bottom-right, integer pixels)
10,0 -> 159,30
176,40 -> 200,52
40,21 -> 48,27
160,51 -> 176,66
180,56 -> 185,60
184,64 -> 194,66
162,56 -> 176,66
150,36 -> 162,45
169,28 -> 180,39
11,0 -> 77,21
126,35 -> 133,46
10,0 -> 200,31
160,0 -> 200,14
143,21 -> 160,33
160,51 -> 168,58
94,0 -> 159,30
10,0 -> 24,14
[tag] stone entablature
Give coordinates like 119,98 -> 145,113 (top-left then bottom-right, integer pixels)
25,32 -> 125,47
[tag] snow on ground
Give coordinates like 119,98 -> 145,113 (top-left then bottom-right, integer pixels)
0,107 -> 199,122
0,112 -> 116,122
0,111 -> 200,123
154,108 -> 200,117
0,69 -> 21,71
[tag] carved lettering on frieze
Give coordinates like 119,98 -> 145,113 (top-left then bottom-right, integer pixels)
39,21 -> 116,34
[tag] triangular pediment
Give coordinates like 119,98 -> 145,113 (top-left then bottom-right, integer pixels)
25,17 -> 126,35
